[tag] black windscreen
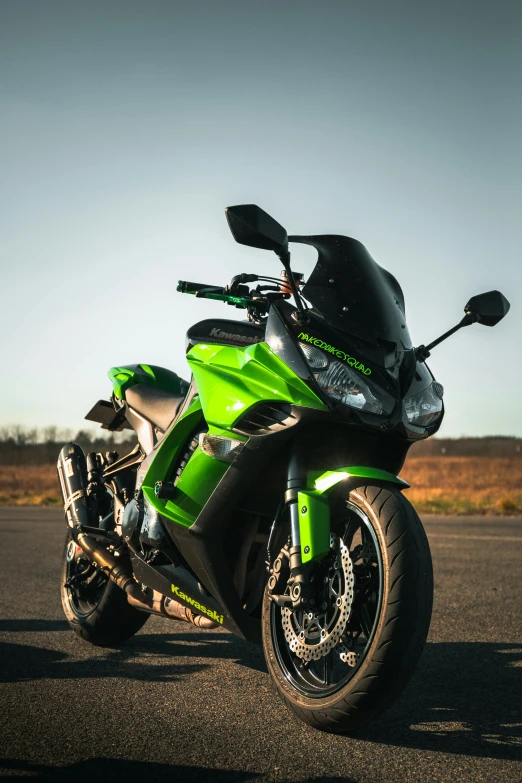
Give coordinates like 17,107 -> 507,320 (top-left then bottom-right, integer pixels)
290,235 -> 412,350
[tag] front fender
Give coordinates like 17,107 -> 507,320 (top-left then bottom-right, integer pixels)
298,466 -> 409,564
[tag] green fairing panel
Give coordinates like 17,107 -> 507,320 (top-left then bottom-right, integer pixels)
142,396 -> 248,529
298,490 -> 331,564
299,466 -> 409,564
142,340 -> 325,529
108,363 -> 190,400
186,341 -> 326,429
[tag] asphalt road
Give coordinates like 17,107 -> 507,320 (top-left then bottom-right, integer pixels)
0,508 -> 521,783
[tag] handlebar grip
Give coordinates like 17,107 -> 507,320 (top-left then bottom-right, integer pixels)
177,279 -> 254,309
177,280 -> 221,294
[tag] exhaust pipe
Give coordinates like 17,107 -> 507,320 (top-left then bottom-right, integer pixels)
164,597 -> 220,628
127,589 -> 219,629
76,531 -> 144,601
58,443 -> 218,628
58,442 -> 142,601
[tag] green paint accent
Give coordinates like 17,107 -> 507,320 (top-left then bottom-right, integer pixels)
298,332 -> 372,375
165,444 -> 228,520
310,466 -> 410,493
298,490 -> 331,564
141,396 -> 230,528
108,363 -> 189,400
297,466 -> 408,564
186,341 -> 326,428
314,471 -> 350,492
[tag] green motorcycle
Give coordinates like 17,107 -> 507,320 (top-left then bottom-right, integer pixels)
57,204 -> 510,733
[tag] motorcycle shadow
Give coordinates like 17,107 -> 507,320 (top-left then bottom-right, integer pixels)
357,641 -> 522,760
0,758 -> 352,783
0,758 -> 262,782
131,633 -> 522,761
0,625 -> 266,686
1,621 -> 520,760
125,626 -> 268,673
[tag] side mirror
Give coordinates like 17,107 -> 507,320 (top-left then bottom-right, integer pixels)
225,204 -> 288,254
416,289 -> 510,362
464,290 -> 510,327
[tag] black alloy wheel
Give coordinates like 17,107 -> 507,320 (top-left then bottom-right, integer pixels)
262,485 -> 433,734
63,534 -> 109,619
270,501 -> 383,698
60,528 -> 149,647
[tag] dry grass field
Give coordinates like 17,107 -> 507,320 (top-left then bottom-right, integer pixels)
0,465 -> 60,507
0,457 -> 521,514
402,456 -> 522,515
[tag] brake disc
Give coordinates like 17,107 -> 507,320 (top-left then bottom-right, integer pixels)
281,534 -> 354,662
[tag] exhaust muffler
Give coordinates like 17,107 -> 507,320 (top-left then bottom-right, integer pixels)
57,442 -> 218,627
57,442 -> 97,529
127,590 -> 219,628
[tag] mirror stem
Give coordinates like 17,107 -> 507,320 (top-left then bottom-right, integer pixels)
416,314 -> 476,362
277,250 -> 308,322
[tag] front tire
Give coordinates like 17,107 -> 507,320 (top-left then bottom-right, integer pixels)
262,484 -> 433,733
61,529 -> 149,647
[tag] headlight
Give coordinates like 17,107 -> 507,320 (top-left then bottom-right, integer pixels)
300,343 -> 395,415
300,342 -> 329,370
404,383 -> 443,427
403,362 -> 443,427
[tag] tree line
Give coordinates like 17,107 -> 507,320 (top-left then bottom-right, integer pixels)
410,436 -> 521,458
0,424 -> 520,465
0,425 -> 136,465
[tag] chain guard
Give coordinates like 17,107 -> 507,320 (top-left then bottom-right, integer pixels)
281,534 -> 354,662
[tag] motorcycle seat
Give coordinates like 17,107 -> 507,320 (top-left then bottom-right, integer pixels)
125,385 -> 185,433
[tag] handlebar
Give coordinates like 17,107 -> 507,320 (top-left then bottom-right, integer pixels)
177,281 -> 222,295
177,270 -> 302,312
177,280 -> 257,309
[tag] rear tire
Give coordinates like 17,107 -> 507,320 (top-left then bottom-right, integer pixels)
61,529 -> 149,647
262,484 -> 433,733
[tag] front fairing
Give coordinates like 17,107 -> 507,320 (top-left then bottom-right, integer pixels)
266,300 -> 443,440
289,234 -> 412,350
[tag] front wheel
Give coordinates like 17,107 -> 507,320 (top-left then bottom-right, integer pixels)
262,485 -> 433,733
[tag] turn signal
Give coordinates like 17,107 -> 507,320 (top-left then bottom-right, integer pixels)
198,434 -> 245,462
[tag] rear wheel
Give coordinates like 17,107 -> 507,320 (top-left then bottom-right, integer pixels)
262,485 -> 433,733
61,529 -> 149,646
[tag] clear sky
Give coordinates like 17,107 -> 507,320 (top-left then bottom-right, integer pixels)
1,0 -> 520,437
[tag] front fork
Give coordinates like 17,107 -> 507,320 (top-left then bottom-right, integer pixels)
286,451 -> 331,567
268,448 -> 408,608
286,451 -> 304,570
285,451 -> 410,566
269,452 -> 332,610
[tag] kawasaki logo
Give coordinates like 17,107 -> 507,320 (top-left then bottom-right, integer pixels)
171,583 -> 224,624
209,327 -> 262,344
298,332 -> 372,376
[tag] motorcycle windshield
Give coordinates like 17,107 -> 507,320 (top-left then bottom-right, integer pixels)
290,235 -> 412,350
